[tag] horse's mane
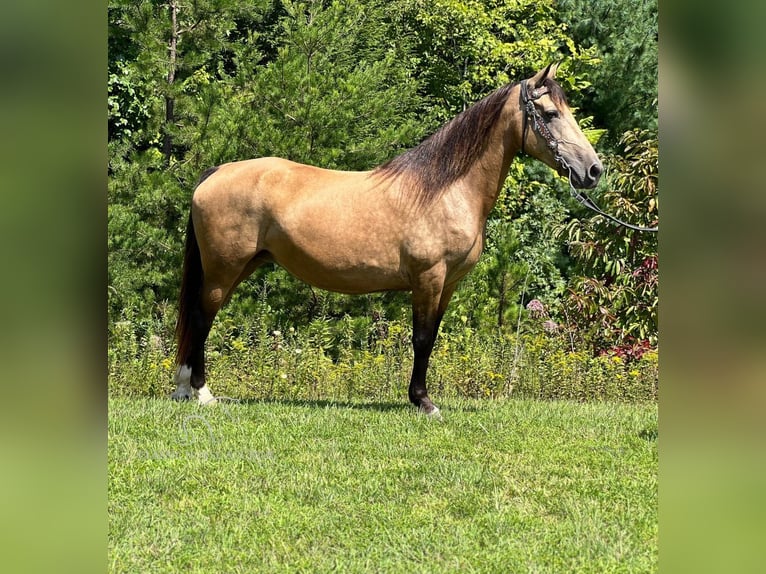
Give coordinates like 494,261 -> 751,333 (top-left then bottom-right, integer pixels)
374,77 -> 567,206
373,82 -> 517,206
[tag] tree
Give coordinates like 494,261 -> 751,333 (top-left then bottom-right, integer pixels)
109,0 -> 258,318
389,0 -> 599,124
556,0 -> 658,144
195,0 -> 423,169
108,0 -> 264,159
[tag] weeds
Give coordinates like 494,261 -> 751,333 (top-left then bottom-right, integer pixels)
108,303 -> 658,403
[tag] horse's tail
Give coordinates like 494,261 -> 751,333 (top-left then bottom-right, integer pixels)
175,167 -> 219,366
175,211 -> 202,366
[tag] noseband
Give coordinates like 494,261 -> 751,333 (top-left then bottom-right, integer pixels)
519,80 -> 658,233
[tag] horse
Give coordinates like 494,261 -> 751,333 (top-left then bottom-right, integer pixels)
171,63 -> 603,416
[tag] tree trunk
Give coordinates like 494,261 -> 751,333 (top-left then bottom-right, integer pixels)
163,0 -> 178,166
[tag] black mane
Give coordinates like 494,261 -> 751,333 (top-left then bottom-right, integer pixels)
374,77 -> 568,206
374,83 -> 516,205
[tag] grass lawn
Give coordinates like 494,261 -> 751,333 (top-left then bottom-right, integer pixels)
108,396 -> 657,573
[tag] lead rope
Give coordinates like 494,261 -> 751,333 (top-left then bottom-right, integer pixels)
560,157 -> 659,233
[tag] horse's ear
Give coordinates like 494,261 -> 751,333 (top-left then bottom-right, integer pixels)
549,61 -> 560,79
530,63 -> 554,88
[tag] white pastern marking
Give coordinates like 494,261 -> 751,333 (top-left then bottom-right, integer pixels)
197,384 -> 217,406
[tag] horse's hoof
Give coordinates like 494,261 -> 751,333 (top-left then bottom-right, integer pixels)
170,390 -> 193,401
171,366 -> 193,401
419,404 -> 442,420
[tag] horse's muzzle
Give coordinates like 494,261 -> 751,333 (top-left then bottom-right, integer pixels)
566,160 -> 602,189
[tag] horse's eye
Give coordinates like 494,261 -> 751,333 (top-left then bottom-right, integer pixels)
544,110 -> 560,121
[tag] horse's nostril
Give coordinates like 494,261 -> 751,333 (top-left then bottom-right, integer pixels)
589,162 -> 603,181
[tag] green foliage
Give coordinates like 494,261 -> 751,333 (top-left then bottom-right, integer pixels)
555,129 -> 659,352
393,0 -> 599,123
108,147 -> 189,316
194,0 -> 424,168
108,60 -> 152,141
556,0 -> 658,144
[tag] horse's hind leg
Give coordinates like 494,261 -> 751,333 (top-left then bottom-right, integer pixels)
173,254 -> 269,404
172,271 -> 238,404
172,276 -> 230,405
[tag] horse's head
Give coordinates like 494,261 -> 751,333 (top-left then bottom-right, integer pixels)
520,63 -> 603,189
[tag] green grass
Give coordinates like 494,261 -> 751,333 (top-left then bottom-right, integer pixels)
108,397 -> 657,573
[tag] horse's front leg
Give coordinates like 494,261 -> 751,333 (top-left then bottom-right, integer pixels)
408,274 -> 455,418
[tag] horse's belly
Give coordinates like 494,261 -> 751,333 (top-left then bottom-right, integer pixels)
269,243 -> 409,294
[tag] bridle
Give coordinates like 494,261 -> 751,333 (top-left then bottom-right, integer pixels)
520,80 -> 561,162
520,80 -> 658,233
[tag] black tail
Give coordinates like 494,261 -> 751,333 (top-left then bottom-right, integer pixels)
174,211 -> 203,366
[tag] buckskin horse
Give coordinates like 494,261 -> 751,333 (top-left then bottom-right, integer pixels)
171,64 -> 603,416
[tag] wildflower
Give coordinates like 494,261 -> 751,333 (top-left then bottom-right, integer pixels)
526,299 -> 546,318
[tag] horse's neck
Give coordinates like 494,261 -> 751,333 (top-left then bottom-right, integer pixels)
461,97 -> 522,221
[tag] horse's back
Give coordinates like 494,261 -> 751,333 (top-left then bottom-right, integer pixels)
189,157 -> 413,293
194,157 -> 374,208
